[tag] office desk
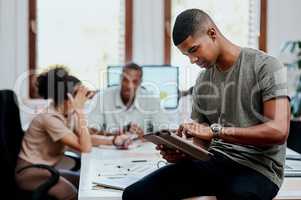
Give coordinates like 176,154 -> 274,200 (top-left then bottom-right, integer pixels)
79,142 -> 161,200
79,143 -> 301,200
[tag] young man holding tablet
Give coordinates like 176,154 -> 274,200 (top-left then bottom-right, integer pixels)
123,9 -> 290,200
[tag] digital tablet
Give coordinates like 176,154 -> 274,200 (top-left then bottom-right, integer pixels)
144,130 -> 213,160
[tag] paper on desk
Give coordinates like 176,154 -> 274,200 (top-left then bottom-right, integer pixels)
97,140 -> 144,150
92,159 -> 161,190
277,190 -> 301,197
93,176 -> 142,190
94,159 -> 159,177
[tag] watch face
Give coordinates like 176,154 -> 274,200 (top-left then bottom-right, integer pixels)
211,123 -> 221,133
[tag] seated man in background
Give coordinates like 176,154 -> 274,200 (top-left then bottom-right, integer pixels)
88,62 -> 170,146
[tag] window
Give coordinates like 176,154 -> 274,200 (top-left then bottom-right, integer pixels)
166,0 -> 263,90
29,0 -> 133,97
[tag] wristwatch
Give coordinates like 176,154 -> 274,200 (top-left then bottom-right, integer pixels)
210,123 -> 223,139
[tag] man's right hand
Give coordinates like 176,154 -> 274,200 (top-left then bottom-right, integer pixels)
156,145 -> 192,163
128,123 -> 144,140
113,134 -> 132,149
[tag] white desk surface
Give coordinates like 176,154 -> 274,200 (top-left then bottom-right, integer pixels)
79,142 -> 161,200
79,143 -> 301,200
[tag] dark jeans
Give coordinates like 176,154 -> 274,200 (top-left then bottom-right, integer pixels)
122,151 -> 279,200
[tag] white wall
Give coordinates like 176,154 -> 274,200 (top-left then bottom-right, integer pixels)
267,0 -> 301,57
133,0 -> 164,65
0,0 -> 28,95
0,0 -> 18,89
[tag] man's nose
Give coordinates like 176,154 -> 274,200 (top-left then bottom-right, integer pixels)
188,55 -> 198,64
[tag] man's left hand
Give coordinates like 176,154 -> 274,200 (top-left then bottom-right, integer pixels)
178,122 -> 213,141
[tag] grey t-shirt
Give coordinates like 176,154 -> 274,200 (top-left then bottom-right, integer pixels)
191,48 -> 288,188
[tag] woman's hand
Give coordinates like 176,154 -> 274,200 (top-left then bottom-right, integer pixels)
67,85 -> 94,111
177,122 -> 213,141
63,85 -> 93,153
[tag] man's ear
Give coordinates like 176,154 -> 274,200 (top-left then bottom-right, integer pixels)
207,28 -> 217,40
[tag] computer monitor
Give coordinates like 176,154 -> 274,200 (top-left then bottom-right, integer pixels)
288,120 -> 301,154
107,65 -> 179,109
107,66 -> 123,87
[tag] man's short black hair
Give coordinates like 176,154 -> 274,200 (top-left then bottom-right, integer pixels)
172,9 -> 213,46
122,62 -> 143,78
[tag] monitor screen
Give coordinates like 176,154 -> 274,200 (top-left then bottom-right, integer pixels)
107,65 -> 179,109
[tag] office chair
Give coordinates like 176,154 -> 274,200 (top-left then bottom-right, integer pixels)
0,90 -> 79,200
288,120 -> 301,154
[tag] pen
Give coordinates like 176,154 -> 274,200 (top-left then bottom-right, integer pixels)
107,176 -> 126,179
131,160 -> 147,163
286,157 -> 301,161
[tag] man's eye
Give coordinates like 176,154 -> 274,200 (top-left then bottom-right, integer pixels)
188,46 -> 198,53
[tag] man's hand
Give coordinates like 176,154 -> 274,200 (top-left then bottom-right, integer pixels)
113,134 -> 132,149
128,123 -> 144,140
192,137 -> 210,150
156,145 -> 192,163
178,122 -> 213,141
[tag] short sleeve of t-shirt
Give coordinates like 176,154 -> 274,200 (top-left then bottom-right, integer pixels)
256,56 -> 289,102
42,114 -> 73,142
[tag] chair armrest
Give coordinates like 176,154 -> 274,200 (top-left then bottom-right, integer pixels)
17,164 -> 60,200
64,150 -> 81,171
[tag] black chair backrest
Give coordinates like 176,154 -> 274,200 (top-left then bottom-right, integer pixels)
288,120 -> 301,154
0,90 -> 25,197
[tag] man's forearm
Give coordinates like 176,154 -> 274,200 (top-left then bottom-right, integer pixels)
219,120 -> 289,146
